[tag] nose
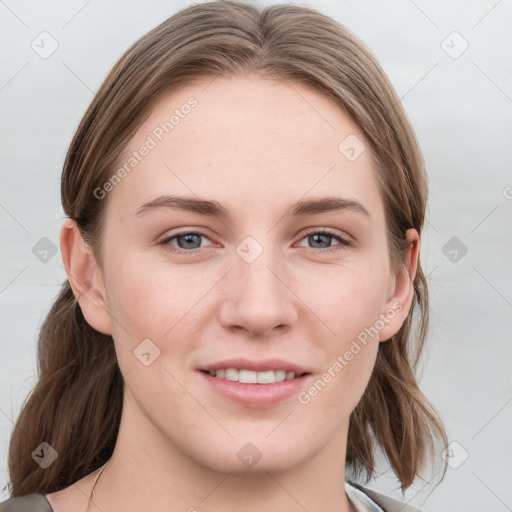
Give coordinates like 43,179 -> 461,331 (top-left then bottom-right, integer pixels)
218,249 -> 299,338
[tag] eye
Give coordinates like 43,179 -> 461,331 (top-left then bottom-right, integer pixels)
159,230 -> 214,254
297,228 -> 351,253
159,228 -> 351,255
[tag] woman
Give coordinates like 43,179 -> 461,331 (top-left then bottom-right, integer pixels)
1,1 -> 447,511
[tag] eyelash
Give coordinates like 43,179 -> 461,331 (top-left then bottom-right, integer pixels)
159,228 -> 351,255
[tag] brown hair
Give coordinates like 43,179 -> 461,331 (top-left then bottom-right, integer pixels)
6,0 -> 447,496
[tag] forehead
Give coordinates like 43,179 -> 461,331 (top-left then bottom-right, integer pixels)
107,76 -> 384,224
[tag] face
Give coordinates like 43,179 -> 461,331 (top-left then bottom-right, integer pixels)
65,76 -> 417,475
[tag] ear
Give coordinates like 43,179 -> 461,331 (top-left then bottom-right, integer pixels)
378,228 -> 420,342
60,219 -> 112,335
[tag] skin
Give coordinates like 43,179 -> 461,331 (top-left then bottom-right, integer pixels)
50,76 -> 419,512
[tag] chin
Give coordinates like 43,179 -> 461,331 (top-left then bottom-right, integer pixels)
191,435 -> 317,476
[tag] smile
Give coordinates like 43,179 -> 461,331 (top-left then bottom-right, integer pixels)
202,368 -> 305,384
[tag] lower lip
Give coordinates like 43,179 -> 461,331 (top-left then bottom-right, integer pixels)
198,371 -> 312,408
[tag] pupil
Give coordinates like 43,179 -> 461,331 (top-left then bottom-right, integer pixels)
311,234 -> 329,248
179,234 -> 200,249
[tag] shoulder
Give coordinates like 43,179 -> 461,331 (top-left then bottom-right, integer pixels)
346,481 -> 425,512
0,493 -> 53,512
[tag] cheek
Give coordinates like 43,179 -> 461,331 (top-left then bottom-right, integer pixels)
298,316 -> 380,421
294,263 -> 387,411
104,253 -> 192,333
103,253 -> 217,375
298,259 -> 389,339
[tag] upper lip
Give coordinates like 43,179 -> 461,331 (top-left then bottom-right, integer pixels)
199,358 -> 310,375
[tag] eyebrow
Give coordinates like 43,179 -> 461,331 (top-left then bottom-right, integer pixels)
135,194 -> 371,219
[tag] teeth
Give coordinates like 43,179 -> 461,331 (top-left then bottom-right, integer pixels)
225,368 -> 239,381
207,368 -> 298,384
239,369 -> 257,384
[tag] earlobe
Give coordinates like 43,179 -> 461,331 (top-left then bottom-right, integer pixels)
378,228 -> 420,342
60,219 -> 112,335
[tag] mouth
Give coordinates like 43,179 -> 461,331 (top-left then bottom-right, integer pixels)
199,368 -> 310,384
197,358 -> 312,408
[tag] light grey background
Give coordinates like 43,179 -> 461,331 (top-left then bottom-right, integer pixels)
1,1 -> 511,510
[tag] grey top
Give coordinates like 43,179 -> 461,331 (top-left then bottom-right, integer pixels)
0,493 -> 52,512
0,482 -> 423,512
346,481 -> 424,511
